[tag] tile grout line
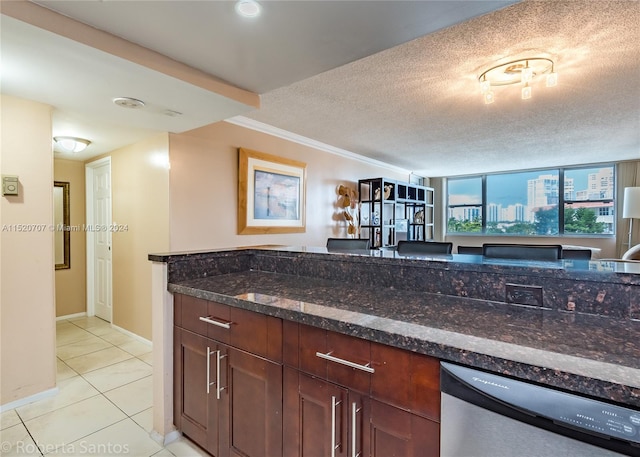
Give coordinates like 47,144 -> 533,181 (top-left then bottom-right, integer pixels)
29,318 -> 171,457
13,409 -> 45,457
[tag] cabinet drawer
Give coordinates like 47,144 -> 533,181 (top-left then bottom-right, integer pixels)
289,323 -> 371,394
176,294 -> 230,341
174,294 -> 282,362
370,342 -> 440,421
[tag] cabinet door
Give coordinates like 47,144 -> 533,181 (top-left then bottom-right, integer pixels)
223,346 -> 283,457
174,328 -> 222,456
284,368 -> 349,457
371,342 -> 440,421
364,399 -> 439,457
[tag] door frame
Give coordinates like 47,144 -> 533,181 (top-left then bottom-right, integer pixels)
85,156 -> 112,319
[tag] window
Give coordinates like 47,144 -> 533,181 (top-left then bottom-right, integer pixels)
447,165 -> 615,236
564,166 -> 614,235
447,177 -> 482,233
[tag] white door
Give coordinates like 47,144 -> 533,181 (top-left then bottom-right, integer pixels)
86,158 -> 112,322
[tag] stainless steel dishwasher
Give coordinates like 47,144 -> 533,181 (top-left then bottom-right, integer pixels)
440,362 -> 640,457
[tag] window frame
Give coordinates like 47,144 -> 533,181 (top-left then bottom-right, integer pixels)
446,164 -> 615,238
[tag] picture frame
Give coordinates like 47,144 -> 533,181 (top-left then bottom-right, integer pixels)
238,148 -> 306,234
54,181 -> 70,270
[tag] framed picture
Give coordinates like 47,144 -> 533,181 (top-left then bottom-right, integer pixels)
238,148 -> 306,234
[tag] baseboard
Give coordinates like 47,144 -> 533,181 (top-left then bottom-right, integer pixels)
150,428 -> 181,446
0,386 -> 59,413
111,323 -> 152,347
56,312 -> 87,321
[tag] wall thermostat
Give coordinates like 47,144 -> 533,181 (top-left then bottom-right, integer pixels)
2,175 -> 19,196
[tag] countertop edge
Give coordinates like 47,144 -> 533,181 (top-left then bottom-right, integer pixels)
169,282 -> 640,408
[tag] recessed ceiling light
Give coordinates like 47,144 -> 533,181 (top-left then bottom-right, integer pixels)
235,0 -> 261,18
113,97 -> 145,109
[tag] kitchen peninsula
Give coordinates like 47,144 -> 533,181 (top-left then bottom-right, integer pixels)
148,246 -> 640,455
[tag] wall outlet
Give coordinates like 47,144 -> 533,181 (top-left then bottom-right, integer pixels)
505,283 -> 543,307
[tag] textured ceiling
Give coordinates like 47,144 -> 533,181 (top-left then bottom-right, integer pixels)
246,0 -> 640,177
2,1 -> 639,175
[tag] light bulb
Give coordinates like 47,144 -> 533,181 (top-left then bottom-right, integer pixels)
521,65 -> 533,84
484,91 -> 495,104
480,79 -> 491,94
546,71 -> 558,87
522,84 -> 532,100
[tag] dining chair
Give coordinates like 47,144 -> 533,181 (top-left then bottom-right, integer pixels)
397,240 -> 453,255
482,243 -> 562,261
561,248 -> 592,260
457,245 -> 483,255
326,238 -> 370,251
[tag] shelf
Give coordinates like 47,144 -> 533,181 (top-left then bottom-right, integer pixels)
358,177 -> 434,248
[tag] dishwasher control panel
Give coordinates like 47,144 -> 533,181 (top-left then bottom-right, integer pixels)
441,362 -> 640,446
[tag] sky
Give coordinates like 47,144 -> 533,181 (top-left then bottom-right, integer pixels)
449,167 -> 605,207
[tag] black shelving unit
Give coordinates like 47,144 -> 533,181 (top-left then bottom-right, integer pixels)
358,178 -> 434,248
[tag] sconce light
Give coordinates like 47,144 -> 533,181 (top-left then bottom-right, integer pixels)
478,57 -> 557,104
54,136 -> 91,153
623,187 -> 640,248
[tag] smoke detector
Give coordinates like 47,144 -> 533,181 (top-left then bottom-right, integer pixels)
113,97 -> 146,109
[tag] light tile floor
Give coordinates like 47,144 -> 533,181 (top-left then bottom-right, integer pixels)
0,316 -> 209,457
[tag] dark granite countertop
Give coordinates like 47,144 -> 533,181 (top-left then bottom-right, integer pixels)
169,269 -> 640,408
151,245 -> 640,283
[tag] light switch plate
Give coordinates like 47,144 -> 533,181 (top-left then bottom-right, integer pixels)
2,175 -> 19,196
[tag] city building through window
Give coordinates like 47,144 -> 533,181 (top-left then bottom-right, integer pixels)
447,165 -> 615,236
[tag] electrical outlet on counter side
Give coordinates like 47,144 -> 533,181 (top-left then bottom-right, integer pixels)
505,283 -> 543,307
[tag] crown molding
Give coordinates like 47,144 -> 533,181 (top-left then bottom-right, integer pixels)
225,116 -> 410,174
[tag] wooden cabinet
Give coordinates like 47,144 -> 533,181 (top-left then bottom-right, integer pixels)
283,321 -> 440,457
174,294 -> 282,457
174,295 -> 441,457
284,367 -> 351,457
358,177 -> 434,248
225,346 -> 282,457
365,399 -> 439,457
174,327 -> 222,455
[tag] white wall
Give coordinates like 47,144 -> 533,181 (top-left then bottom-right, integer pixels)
169,121 -> 408,251
1,95 -> 56,405
89,134 -> 170,340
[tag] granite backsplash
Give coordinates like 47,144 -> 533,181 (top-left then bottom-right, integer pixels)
151,247 -> 640,321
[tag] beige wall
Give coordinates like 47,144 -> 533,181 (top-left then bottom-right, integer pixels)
169,121 -> 408,251
54,158 -> 86,317
92,134 -> 170,340
1,95 -> 56,405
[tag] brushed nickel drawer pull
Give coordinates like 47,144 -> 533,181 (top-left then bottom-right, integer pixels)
206,346 -> 215,394
216,350 -> 227,400
315,351 -> 375,373
199,316 -> 232,329
352,401 -> 362,457
331,395 -> 342,457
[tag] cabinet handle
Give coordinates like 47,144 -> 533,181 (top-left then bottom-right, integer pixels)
206,347 -> 216,394
331,395 -> 342,457
216,350 -> 227,400
316,351 -> 375,374
199,316 -> 232,329
352,402 -> 362,457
